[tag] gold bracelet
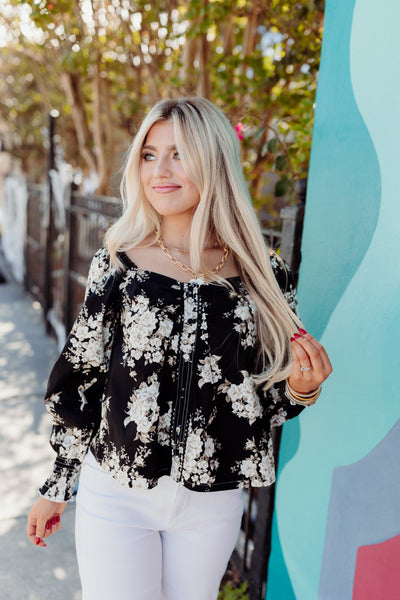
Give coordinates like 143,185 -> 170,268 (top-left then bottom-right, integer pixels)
288,390 -> 320,405
287,382 -> 320,398
287,384 -> 321,403
285,382 -> 321,406
286,390 -> 320,406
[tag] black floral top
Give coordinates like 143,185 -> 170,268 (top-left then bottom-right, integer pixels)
39,248 -> 304,502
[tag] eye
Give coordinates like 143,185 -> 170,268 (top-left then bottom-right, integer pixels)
141,152 -> 156,161
173,151 -> 181,160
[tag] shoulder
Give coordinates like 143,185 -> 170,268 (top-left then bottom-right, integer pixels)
85,248 -> 116,296
268,250 -> 292,294
268,250 -> 298,314
88,247 -> 113,279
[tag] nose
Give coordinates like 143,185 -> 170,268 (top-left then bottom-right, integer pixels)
153,154 -> 171,177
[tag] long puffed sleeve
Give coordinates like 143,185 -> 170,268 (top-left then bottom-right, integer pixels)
39,248 -> 120,501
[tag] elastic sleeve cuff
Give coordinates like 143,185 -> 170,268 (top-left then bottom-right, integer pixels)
39,456 -> 82,502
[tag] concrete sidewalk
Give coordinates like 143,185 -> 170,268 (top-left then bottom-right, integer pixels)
0,258 -> 82,599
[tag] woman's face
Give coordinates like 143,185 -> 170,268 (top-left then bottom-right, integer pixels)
140,120 -> 200,220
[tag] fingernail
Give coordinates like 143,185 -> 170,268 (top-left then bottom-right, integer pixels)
52,518 -> 57,526
294,333 -> 301,339
290,337 -> 295,342
35,537 -> 41,545
55,515 -> 60,523
298,328 -> 307,335
46,522 -> 51,530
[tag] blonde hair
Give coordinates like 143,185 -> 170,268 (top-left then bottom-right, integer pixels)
105,97 -> 302,389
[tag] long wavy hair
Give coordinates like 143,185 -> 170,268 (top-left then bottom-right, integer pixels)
105,97 -> 302,388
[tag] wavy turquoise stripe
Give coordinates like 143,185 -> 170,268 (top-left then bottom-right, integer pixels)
296,0 -> 381,339
266,0 -> 381,596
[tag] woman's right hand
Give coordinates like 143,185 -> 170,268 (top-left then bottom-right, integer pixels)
27,496 -> 67,547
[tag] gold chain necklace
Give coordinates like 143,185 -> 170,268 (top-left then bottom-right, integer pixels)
156,233 -> 229,279
165,244 -> 219,253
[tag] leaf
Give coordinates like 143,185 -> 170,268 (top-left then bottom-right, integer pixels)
275,177 -> 291,197
275,154 -> 288,171
255,126 -> 267,141
267,138 -> 278,154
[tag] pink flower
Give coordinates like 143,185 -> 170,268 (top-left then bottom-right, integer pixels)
235,122 -> 244,141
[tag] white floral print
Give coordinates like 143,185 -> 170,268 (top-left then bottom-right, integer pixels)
124,374 -> 160,443
270,407 -> 288,428
234,437 -> 276,487
181,291 -> 198,361
66,309 -> 113,373
158,402 -> 172,446
181,425 -> 219,487
39,247 -> 304,502
219,371 -> 263,425
121,295 -> 174,373
198,354 -> 222,388
233,296 -> 257,348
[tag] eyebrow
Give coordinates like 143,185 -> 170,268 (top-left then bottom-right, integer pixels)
142,144 -> 177,151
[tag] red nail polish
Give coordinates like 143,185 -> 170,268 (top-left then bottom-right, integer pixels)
294,333 -> 301,339
55,515 -> 60,523
298,328 -> 307,335
46,522 -> 51,530
52,518 -> 57,526
290,337 -> 295,342
35,537 -> 41,545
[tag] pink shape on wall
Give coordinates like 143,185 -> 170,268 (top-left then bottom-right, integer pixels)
353,533 -> 400,599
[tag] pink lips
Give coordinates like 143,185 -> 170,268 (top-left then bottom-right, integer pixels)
153,184 -> 181,193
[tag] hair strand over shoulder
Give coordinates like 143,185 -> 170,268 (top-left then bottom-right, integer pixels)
105,97 -> 303,389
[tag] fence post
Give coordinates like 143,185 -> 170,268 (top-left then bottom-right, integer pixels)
279,204 -> 304,285
279,178 -> 307,281
43,110 -> 58,334
259,178 -> 307,597
62,182 -> 73,334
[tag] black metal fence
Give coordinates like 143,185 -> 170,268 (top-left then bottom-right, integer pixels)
23,180 -> 304,599
25,183 -> 46,305
63,192 -> 121,332
24,185 -> 121,341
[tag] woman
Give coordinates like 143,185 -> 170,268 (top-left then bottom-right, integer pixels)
27,97 -> 332,599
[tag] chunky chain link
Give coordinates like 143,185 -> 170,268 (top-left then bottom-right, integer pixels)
155,232 -> 229,278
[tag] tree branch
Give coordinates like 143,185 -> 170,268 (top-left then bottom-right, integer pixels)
60,72 -> 97,175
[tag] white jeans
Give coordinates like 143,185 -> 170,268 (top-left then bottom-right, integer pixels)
75,452 -> 244,600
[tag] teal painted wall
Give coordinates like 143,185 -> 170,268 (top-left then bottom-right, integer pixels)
267,0 -> 400,598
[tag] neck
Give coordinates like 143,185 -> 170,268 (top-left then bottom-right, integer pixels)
157,217 -> 218,251
157,217 -> 192,250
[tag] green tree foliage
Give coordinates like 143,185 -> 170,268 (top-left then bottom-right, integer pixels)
0,0 -> 324,203
218,580 -> 249,599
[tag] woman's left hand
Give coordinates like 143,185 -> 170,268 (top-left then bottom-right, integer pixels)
288,329 -> 332,395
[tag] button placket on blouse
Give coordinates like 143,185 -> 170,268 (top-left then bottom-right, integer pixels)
170,281 -> 201,479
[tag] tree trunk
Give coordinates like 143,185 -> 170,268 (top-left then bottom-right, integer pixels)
103,77 -> 115,189
180,36 -> 199,94
60,72 -> 98,176
198,0 -> 210,98
243,7 -> 260,57
92,61 -> 109,195
32,62 -> 52,113
223,15 -> 234,55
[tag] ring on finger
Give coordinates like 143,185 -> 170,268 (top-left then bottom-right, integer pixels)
300,366 -> 312,372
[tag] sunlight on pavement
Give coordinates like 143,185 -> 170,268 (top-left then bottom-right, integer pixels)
0,321 -> 14,335
54,567 -> 68,581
